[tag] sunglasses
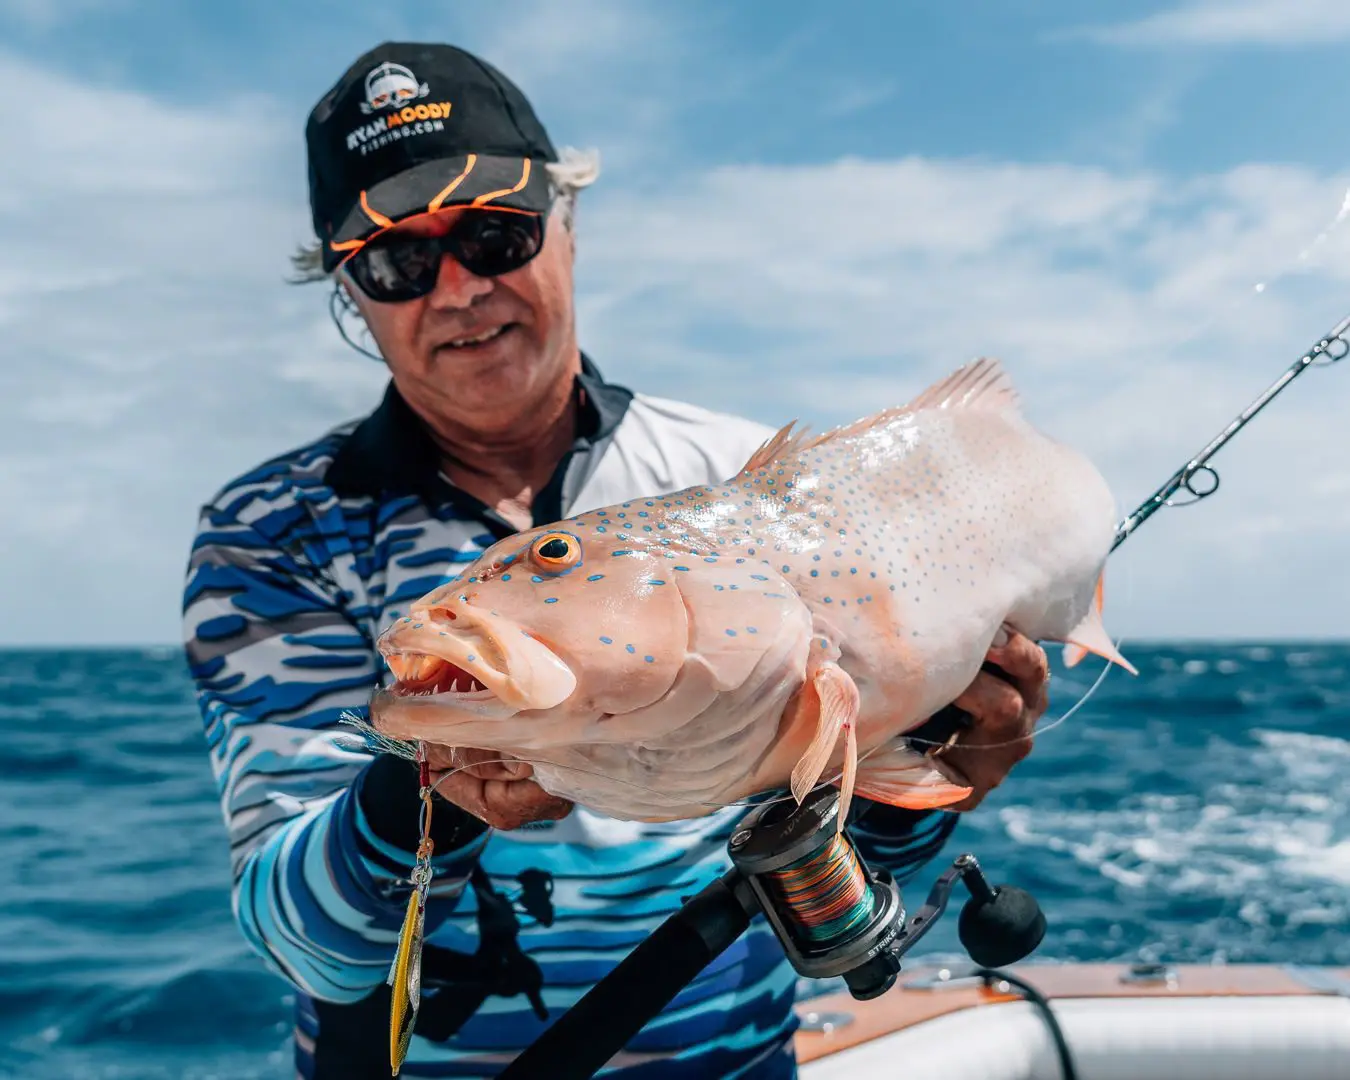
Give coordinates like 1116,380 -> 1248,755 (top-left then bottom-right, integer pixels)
342,210 -> 545,303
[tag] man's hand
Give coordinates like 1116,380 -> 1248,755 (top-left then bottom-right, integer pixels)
424,744 -> 574,831
938,627 -> 1050,811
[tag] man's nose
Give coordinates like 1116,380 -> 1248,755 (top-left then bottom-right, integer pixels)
428,253 -> 494,309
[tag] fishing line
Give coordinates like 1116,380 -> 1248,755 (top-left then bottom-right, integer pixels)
763,831 -> 876,944
1124,183 -> 1350,368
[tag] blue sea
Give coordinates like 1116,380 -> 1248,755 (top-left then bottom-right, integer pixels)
2,643 -> 1348,1079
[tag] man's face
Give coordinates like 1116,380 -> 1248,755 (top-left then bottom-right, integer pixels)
342,204 -> 578,435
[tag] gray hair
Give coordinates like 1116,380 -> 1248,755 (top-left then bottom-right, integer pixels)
288,146 -> 601,284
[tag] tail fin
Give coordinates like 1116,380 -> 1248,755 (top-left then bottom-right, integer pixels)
1062,572 -> 1137,675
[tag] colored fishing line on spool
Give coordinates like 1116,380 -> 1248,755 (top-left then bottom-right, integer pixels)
766,834 -> 876,945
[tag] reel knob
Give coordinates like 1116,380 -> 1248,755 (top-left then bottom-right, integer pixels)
957,883 -> 1047,968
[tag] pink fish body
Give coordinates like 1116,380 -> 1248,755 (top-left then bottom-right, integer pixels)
370,358 -> 1135,824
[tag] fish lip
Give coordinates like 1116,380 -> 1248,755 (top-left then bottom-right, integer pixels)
375,605 -> 576,712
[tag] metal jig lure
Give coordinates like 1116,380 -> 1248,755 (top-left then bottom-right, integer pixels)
389,742 -> 434,1075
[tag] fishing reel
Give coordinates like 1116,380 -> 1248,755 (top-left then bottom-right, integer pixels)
728,785 -> 1048,1000
499,780 -> 1048,1079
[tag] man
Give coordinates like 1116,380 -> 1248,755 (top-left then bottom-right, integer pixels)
182,41 -> 1050,1079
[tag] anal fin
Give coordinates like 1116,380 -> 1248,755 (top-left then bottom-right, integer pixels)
853,742 -> 973,811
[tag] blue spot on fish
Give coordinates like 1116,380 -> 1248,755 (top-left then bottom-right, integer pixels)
600,636 -> 613,644
726,629 -> 737,636
544,597 -> 558,604
626,644 -> 635,654
587,574 -> 604,581
466,654 -> 476,663
644,655 -> 654,663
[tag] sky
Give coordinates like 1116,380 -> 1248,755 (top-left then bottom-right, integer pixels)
5,0 -> 1350,646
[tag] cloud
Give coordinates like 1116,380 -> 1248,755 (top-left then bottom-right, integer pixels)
6,12 -> 1350,646
0,0 -> 120,32
1068,0 -> 1350,47
572,156 -> 1350,640
0,49 -> 389,646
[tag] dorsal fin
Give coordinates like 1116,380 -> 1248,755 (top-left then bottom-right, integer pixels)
738,420 -> 816,474
906,356 -> 1021,413
734,357 -> 1022,475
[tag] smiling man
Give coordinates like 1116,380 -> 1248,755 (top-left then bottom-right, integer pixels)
182,40 -> 1050,1079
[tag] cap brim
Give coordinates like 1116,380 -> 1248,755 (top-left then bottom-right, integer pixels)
324,153 -> 551,271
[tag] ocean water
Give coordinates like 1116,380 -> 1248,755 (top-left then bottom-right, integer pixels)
2,643 -> 1348,1078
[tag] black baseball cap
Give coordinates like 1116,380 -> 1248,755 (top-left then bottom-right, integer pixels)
306,41 -> 558,273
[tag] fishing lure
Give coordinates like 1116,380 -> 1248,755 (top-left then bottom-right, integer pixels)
389,741 -> 434,1076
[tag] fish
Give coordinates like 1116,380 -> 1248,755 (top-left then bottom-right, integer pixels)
367,357 -> 1136,828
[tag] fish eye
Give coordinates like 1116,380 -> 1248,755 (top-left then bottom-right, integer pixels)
530,532 -> 581,570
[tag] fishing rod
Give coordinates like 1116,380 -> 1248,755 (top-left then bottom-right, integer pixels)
489,311 -> 1350,1080
1111,309 -> 1350,552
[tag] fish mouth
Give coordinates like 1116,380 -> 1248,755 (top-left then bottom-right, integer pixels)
374,602 -> 577,717
384,652 -> 500,704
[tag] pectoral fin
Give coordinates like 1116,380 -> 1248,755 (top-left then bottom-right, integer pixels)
853,742 -> 974,811
789,661 -> 860,832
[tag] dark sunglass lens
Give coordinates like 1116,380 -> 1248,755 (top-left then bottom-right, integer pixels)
350,237 -> 441,300
452,214 -> 543,277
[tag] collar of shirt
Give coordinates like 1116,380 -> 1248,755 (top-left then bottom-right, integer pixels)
324,352 -> 633,533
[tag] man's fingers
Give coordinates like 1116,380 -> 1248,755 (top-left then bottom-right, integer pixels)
426,744 -> 534,782
430,768 -> 572,831
942,670 -> 1035,811
951,670 -> 1031,741
985,630 -> 1051,718
482,779 -> 573,827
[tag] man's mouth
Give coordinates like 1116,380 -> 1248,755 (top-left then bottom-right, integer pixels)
443,323 -> 513,350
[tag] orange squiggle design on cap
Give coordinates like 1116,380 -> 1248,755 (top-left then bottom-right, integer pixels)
471,159 -> 531,207
427,155 -> 479,212
359,191 -> 395,228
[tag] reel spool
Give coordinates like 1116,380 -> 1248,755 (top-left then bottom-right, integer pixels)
729,786 -> 1047,1000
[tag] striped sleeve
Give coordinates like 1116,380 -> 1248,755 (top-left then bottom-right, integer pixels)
847,803 -> 960,886
182,500 -> 488,1003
